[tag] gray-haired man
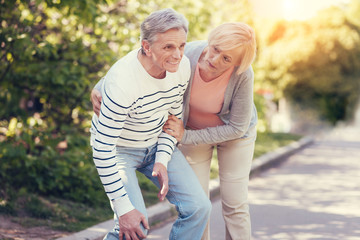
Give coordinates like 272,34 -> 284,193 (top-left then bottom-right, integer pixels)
90,8 -> 211,240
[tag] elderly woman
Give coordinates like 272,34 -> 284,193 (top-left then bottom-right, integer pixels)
92,22 -> 257,240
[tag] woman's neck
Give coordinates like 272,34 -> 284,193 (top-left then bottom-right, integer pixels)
198,66 -> 224,82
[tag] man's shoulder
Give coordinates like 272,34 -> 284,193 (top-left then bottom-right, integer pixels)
179,54 -> 190,68
105,50 -> 139,84
175,55 -> 190,82
102,50 -> 141,100
111,49 -> 139,72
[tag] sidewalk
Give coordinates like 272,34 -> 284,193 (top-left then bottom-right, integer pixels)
249,124 -> 360,239
148,124 -> 360,239
57,136 -> 314,240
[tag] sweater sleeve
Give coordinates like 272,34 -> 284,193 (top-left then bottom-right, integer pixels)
181,68 -> 255,145
92,69 -> 135,217
93,77 -> 104,92
155,57 -> 191,167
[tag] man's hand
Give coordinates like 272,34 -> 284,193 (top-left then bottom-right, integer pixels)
118,209 -> 150,240
90,89 -> 102,116
152,162 -> 169,201
163,115 -> 185,142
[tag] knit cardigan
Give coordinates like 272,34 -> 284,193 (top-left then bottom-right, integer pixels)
181,41 -> 257,145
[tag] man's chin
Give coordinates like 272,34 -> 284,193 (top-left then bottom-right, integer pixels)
166,66 -> 180,73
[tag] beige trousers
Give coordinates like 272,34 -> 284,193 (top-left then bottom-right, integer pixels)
178,134 -> 255,240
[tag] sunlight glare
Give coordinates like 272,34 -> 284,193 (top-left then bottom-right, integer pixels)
282,0 -> 313,21
251,0 -> 349,21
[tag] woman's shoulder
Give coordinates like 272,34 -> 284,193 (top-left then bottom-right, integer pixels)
243,66 -> 254,78
186,40 -> 207,48
185,41 -> 207,56
228,66 -> 254,93
234,66 -> 254,81
184,41 -> 207,67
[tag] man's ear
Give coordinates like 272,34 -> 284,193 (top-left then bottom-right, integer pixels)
141,40 -> 151,56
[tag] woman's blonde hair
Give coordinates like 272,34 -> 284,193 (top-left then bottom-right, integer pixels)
208,22 -> 256,75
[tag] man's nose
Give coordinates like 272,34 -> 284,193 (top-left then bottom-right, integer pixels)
173,48 -> 182,59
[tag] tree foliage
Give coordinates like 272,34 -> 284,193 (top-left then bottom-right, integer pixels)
255,5 -> 360,124
0,0 -> 254,204
2,0 -> 359,207
1,0 -> 116,204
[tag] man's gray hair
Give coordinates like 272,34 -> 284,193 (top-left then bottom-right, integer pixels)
140,8 -> 188,51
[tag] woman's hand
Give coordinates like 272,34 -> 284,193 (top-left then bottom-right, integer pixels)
91,89 -> 102,116
163,115 -> 185,142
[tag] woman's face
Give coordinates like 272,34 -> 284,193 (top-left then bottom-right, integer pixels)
199,44 -> 242,75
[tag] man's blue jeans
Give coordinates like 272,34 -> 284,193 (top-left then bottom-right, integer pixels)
103,144 -> 211,240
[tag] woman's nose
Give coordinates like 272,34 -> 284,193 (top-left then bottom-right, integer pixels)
211,54 -> 220,64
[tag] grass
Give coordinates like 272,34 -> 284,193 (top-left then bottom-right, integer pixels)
0,131 -> 302,233
254,131 -> 302,158
208,131 -> 302,179
0,191 -> 113,232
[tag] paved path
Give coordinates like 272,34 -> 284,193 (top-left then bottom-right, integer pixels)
59,136 -> 312,240
148,125 -> 360,239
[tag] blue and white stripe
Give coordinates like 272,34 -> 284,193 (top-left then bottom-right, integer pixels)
90,49 -> 190,216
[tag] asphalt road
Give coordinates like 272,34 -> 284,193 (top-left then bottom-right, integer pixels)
148,124 -> 360,240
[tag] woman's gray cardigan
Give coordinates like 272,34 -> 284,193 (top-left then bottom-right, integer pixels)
180,41 -> 257,145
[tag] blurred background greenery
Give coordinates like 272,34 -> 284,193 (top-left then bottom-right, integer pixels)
1,0 -> 359,232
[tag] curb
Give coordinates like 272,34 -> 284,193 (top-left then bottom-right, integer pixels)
250,136 -> 314,178
57,136 -> 314,240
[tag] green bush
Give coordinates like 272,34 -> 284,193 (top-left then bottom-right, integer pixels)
0,123 -> 107,206
0,0 -> 256,206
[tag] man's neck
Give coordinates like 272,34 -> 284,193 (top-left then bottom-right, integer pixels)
137,51 -> 166,79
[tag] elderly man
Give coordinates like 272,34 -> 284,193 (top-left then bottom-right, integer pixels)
90,8 -> 211,240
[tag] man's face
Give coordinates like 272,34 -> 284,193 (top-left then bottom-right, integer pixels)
145,28 -> 187,76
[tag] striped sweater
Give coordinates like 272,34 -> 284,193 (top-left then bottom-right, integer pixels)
90,49 -> 190,217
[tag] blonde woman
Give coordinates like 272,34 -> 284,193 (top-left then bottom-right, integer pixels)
92,22 -> 257,240
163,22 -> 257,240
